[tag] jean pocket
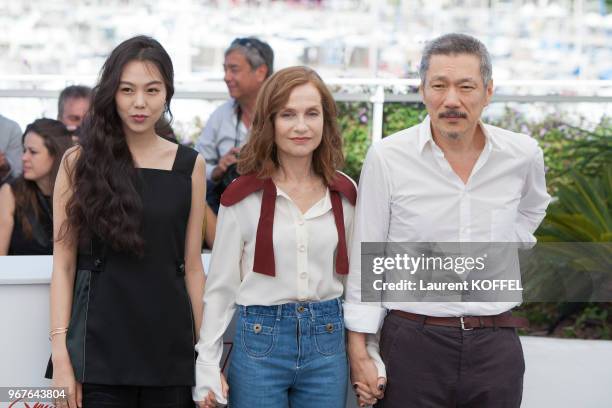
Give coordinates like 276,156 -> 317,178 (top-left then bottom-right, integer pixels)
241,314 -> 277,358
313,317 -> 345,356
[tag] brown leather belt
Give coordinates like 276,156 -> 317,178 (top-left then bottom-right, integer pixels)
390,310 -> 529,330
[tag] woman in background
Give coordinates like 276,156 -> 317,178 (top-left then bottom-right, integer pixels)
0,118 -> 72,255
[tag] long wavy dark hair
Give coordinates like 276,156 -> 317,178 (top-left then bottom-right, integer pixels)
13,119 -> 72,239
63,36 -> 174,255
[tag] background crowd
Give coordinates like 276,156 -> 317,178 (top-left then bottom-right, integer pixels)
0,36 -> 279,256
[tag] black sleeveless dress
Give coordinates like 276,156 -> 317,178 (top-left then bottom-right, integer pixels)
46,144 -> 198,386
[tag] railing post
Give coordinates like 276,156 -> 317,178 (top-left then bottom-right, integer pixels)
371,85 -> 385,143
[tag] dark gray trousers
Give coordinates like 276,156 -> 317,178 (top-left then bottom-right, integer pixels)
375,312 -> 525,408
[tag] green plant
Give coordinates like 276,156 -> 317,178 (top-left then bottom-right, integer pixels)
523,165 -> 612,337
489,109 -> 611,192
537,165 -> 612,242
336,102 -> 427,180
337,102 -> 371,182
562,305 -> 610,340
382,103 -> 426,137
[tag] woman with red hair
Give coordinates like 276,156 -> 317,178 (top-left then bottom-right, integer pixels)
194,66 -> 363,407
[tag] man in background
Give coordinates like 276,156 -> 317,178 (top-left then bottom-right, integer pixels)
195,37 -> 274,212
57,85 -> 91,141
0,114 -> 22,186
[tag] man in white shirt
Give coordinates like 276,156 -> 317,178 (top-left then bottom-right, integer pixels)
344,33 -> 551,407
195,37 -> 274,212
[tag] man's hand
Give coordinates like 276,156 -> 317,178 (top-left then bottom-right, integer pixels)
211,148 -> 240,182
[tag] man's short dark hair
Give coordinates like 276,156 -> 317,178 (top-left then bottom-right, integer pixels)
419,33 -> 492,86
58,85 -> 92,118
225,37 -> 274,78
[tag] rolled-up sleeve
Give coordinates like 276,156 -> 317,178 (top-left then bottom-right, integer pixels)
193,205 -> 243,404
366,332 -> 386,378
343,144 -> 390,333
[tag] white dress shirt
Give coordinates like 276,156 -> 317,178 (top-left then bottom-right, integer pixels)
344,116 -> 551,333
194,184 -> 359,403
194,100 -> 249,181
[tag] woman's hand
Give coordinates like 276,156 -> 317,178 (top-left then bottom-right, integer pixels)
353,380 -> 378,407
349,355 -> 386,407
52,356 -> 82,408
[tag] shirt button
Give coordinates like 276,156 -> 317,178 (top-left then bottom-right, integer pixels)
300,272 -> 307,279
297,306 -> 305,313
298,245 -> 306,252
298,220 -> 305,226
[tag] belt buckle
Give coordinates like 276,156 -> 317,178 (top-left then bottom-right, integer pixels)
460,316 -> 473,331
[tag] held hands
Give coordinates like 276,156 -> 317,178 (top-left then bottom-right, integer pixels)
52,357 -> 82,408
350,355 -> 386,407
211,148 -> 240,182
197,373 -> 229,408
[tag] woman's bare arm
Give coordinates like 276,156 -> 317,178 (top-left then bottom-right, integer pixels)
203,204 -> 217,248
0,184 -> 15,255
184,154 -> 206,340
50,147 -> 79,362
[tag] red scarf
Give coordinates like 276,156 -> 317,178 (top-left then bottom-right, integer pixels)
221,172 -> 357,277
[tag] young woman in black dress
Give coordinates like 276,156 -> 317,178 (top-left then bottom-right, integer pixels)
0,119 -> 72,255
48,36 -> 206,408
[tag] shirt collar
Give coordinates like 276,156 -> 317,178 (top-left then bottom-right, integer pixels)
276,186 -> 332,220
417,115 -> 433,153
